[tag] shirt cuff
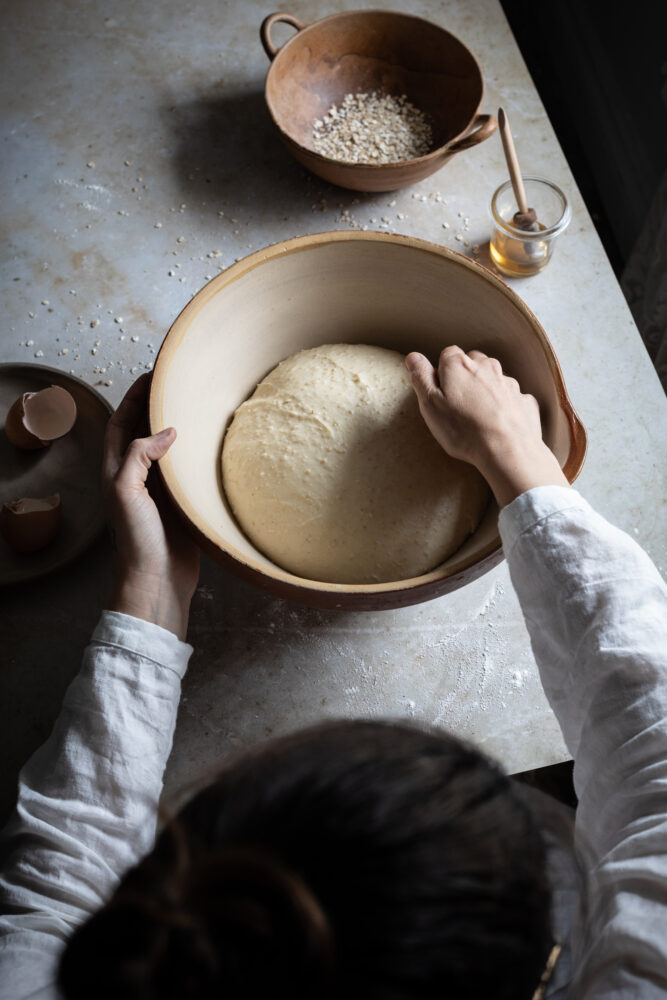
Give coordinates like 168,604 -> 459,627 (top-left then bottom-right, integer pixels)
498,485 -> 589,555
92,610 -> 193,679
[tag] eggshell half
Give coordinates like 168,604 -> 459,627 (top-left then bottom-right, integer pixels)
0,494 -> 62,552
5,396 -> 46,449
4,386 -> 77,449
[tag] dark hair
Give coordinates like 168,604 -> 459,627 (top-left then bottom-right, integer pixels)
59,720 -> 552,999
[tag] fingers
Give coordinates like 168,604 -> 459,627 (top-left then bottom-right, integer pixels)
405,352 -> 439,400
440,344 -> 466,361
103,373 -> 152,483
406,346 -> 508,402
408,346 -> 532,409
522,391 -> 541,419
114,427 -> 177,494
467,350 -> 503,376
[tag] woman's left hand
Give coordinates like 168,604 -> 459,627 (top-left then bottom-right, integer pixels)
102,373 -> 200,641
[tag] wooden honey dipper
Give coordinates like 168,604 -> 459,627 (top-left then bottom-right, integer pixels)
498,107 -> 539,231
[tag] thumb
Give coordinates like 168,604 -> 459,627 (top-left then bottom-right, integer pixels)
145,426 -> 177,461
405,352 -> 439,401
115,427 -> 177,492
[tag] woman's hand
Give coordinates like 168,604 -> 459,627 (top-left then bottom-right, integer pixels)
102,373 -> 200,640
405,346 -> 569,507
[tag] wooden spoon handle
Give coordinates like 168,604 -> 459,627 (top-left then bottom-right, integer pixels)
498,107 -> 528,215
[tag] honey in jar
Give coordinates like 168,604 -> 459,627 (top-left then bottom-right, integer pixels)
489,177 -> 570,278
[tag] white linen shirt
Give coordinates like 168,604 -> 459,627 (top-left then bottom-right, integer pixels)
0,614 -> 192,1000
1,486 -> 666,999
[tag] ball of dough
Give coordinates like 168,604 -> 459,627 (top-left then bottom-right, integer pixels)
222,344 -> 488,584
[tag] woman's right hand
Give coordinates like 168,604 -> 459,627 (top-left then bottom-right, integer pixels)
405,346 -> 569,507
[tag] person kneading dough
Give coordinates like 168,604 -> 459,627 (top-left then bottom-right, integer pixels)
222,343 -> 489,584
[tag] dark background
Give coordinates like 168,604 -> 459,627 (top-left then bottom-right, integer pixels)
503,0 -> 667,799
500,0 -> 667,278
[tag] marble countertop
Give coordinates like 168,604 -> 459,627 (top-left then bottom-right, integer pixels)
2,0 -> 666,822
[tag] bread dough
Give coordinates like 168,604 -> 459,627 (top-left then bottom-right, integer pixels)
222,344 -> 489,584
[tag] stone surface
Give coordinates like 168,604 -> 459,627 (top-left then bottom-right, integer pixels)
1,0 -> 666,823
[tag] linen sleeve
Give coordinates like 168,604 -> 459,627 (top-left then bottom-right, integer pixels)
499,486 -> 667,996
0,611 -> 192,1000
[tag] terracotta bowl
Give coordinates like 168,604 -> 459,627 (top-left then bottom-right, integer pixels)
150,232 -> 586,611
260,9 -> 497,191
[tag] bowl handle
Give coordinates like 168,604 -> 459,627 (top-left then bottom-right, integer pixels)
447,114 -> 498,153
561,408 -> 588,484
260,12 -> 306,60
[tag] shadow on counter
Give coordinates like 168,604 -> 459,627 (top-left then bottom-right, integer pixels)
161,88 -> 387,224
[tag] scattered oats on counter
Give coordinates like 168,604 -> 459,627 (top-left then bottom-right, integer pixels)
312,92 -> 433,164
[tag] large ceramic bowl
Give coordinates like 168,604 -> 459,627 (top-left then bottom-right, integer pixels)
260,9 -> 497,191
150,232 -> 586,610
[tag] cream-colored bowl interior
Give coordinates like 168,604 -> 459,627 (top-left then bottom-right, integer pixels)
151,232 -> 584,608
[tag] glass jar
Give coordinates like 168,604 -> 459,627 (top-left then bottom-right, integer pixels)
489,176 -> 571,277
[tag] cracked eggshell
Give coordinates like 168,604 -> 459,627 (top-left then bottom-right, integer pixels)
0,494 -> 62,552
5,386 -> 77,449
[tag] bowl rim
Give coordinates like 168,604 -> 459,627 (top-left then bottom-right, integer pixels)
263,7 -> 486,171
150,230 -> 587,601
491,175 -> 572,238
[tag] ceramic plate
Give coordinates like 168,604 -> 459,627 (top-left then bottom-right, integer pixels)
0,364 -> 113,585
